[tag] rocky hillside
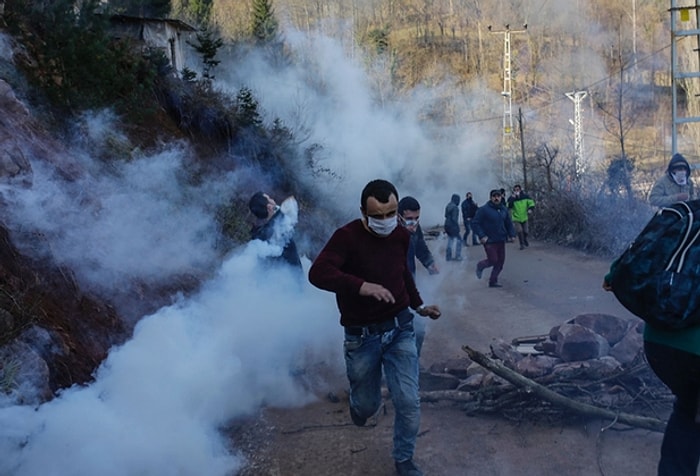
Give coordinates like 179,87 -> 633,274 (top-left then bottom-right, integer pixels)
0,78 -> 127,401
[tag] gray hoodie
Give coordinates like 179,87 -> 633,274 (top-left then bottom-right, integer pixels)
649,153 -> 695,207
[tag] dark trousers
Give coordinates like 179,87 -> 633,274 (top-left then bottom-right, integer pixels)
463,220 -> 478,245
645,340 -> 700,476
477,242 -> 506,285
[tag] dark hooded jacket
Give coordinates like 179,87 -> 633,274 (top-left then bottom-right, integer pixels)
471,200 -> 516,244
461,196 -> 478,223
444,194 -> 461,237
649,153 -> 695,207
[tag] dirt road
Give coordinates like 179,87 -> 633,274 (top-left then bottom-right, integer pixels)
232,239 -> 665,476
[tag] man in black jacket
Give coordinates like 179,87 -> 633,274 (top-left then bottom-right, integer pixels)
460,192 -> 479,246
248,191 -> 302,269
444,193 -> 462,261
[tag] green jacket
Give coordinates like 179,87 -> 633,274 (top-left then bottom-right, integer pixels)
507,193 -> 535,223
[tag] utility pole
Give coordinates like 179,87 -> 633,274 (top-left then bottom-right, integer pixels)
489,24 -> 527,181
518,107 -> 527,190
565,91 -> 587,179
670,0 -> 700,155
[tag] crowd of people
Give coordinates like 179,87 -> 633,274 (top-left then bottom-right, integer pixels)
246,153 -> 699,476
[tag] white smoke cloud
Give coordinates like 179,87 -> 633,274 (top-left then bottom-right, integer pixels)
217,30 -> 500,226
0,242 -> 342,475
0,122 -> 228,292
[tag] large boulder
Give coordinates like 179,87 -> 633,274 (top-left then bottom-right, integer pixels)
565,313 -> 631,346
555,323 -> 610,361
609,321 -> 644,365
551,356 -> 622,380
515,354 -> 560,378
0,340 -> 51,405
490,338 -> 523,368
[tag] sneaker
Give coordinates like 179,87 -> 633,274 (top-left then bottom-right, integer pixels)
349,401 -> 366,427
475,265 -> 483,279
453,256 -> 463,261
395,459 -> 423,476
489,282 -> 502,288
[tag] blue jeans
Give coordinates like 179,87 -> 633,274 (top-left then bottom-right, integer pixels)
414,317 -> 425,357
446,235 -> 462,260
344,310 -> 420,462
645,340 -> 700,476
463,220 -> 478,245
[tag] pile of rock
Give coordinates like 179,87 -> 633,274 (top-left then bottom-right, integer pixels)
421,313 -> 648,393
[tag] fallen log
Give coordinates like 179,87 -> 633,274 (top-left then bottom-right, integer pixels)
462,344 -> 666,433
419,389 -> 475,403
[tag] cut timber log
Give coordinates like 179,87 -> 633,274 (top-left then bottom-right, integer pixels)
462,344 -> 666,433
419,389 -> 475,403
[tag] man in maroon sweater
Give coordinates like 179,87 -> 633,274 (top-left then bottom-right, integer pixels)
309,179 -> 440,476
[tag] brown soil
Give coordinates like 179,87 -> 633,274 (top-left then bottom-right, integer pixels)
229,239 -> 665,476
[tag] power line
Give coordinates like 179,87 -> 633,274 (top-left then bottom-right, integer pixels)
461,38 -> 681,126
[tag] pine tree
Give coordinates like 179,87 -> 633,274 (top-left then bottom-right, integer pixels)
251,0 -> 278,43
188,29 -> 223,85
236,87 -> 262,127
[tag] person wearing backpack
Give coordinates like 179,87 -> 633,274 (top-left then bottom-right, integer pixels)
604,263 -> 700,476
649,153 -> 695,207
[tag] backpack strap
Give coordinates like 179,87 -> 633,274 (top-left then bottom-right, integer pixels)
666,202 -> 700,273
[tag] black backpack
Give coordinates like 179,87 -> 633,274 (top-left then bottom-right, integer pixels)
611,200 -> 700,330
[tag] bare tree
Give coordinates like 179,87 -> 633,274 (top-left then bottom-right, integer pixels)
534,143 -> 559,192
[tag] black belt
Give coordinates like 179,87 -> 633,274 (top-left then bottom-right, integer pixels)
345,312 -> 413,336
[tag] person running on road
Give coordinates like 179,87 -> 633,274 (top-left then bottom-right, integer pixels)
398,195 -> 439,357
507,184 -> 535,250
308,179 -> 441,476
472,189 -> 516,288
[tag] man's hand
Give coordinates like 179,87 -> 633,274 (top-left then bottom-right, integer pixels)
479,236 -> 488,244
677,192 -> 690,201
427,264 -> 440,275
602,279 -> 613,292
359,282 -> 395,303
417,304 -> 441,320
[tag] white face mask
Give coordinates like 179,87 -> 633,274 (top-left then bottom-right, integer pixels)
367,216 -> 397,236
673,170 -> 688,185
